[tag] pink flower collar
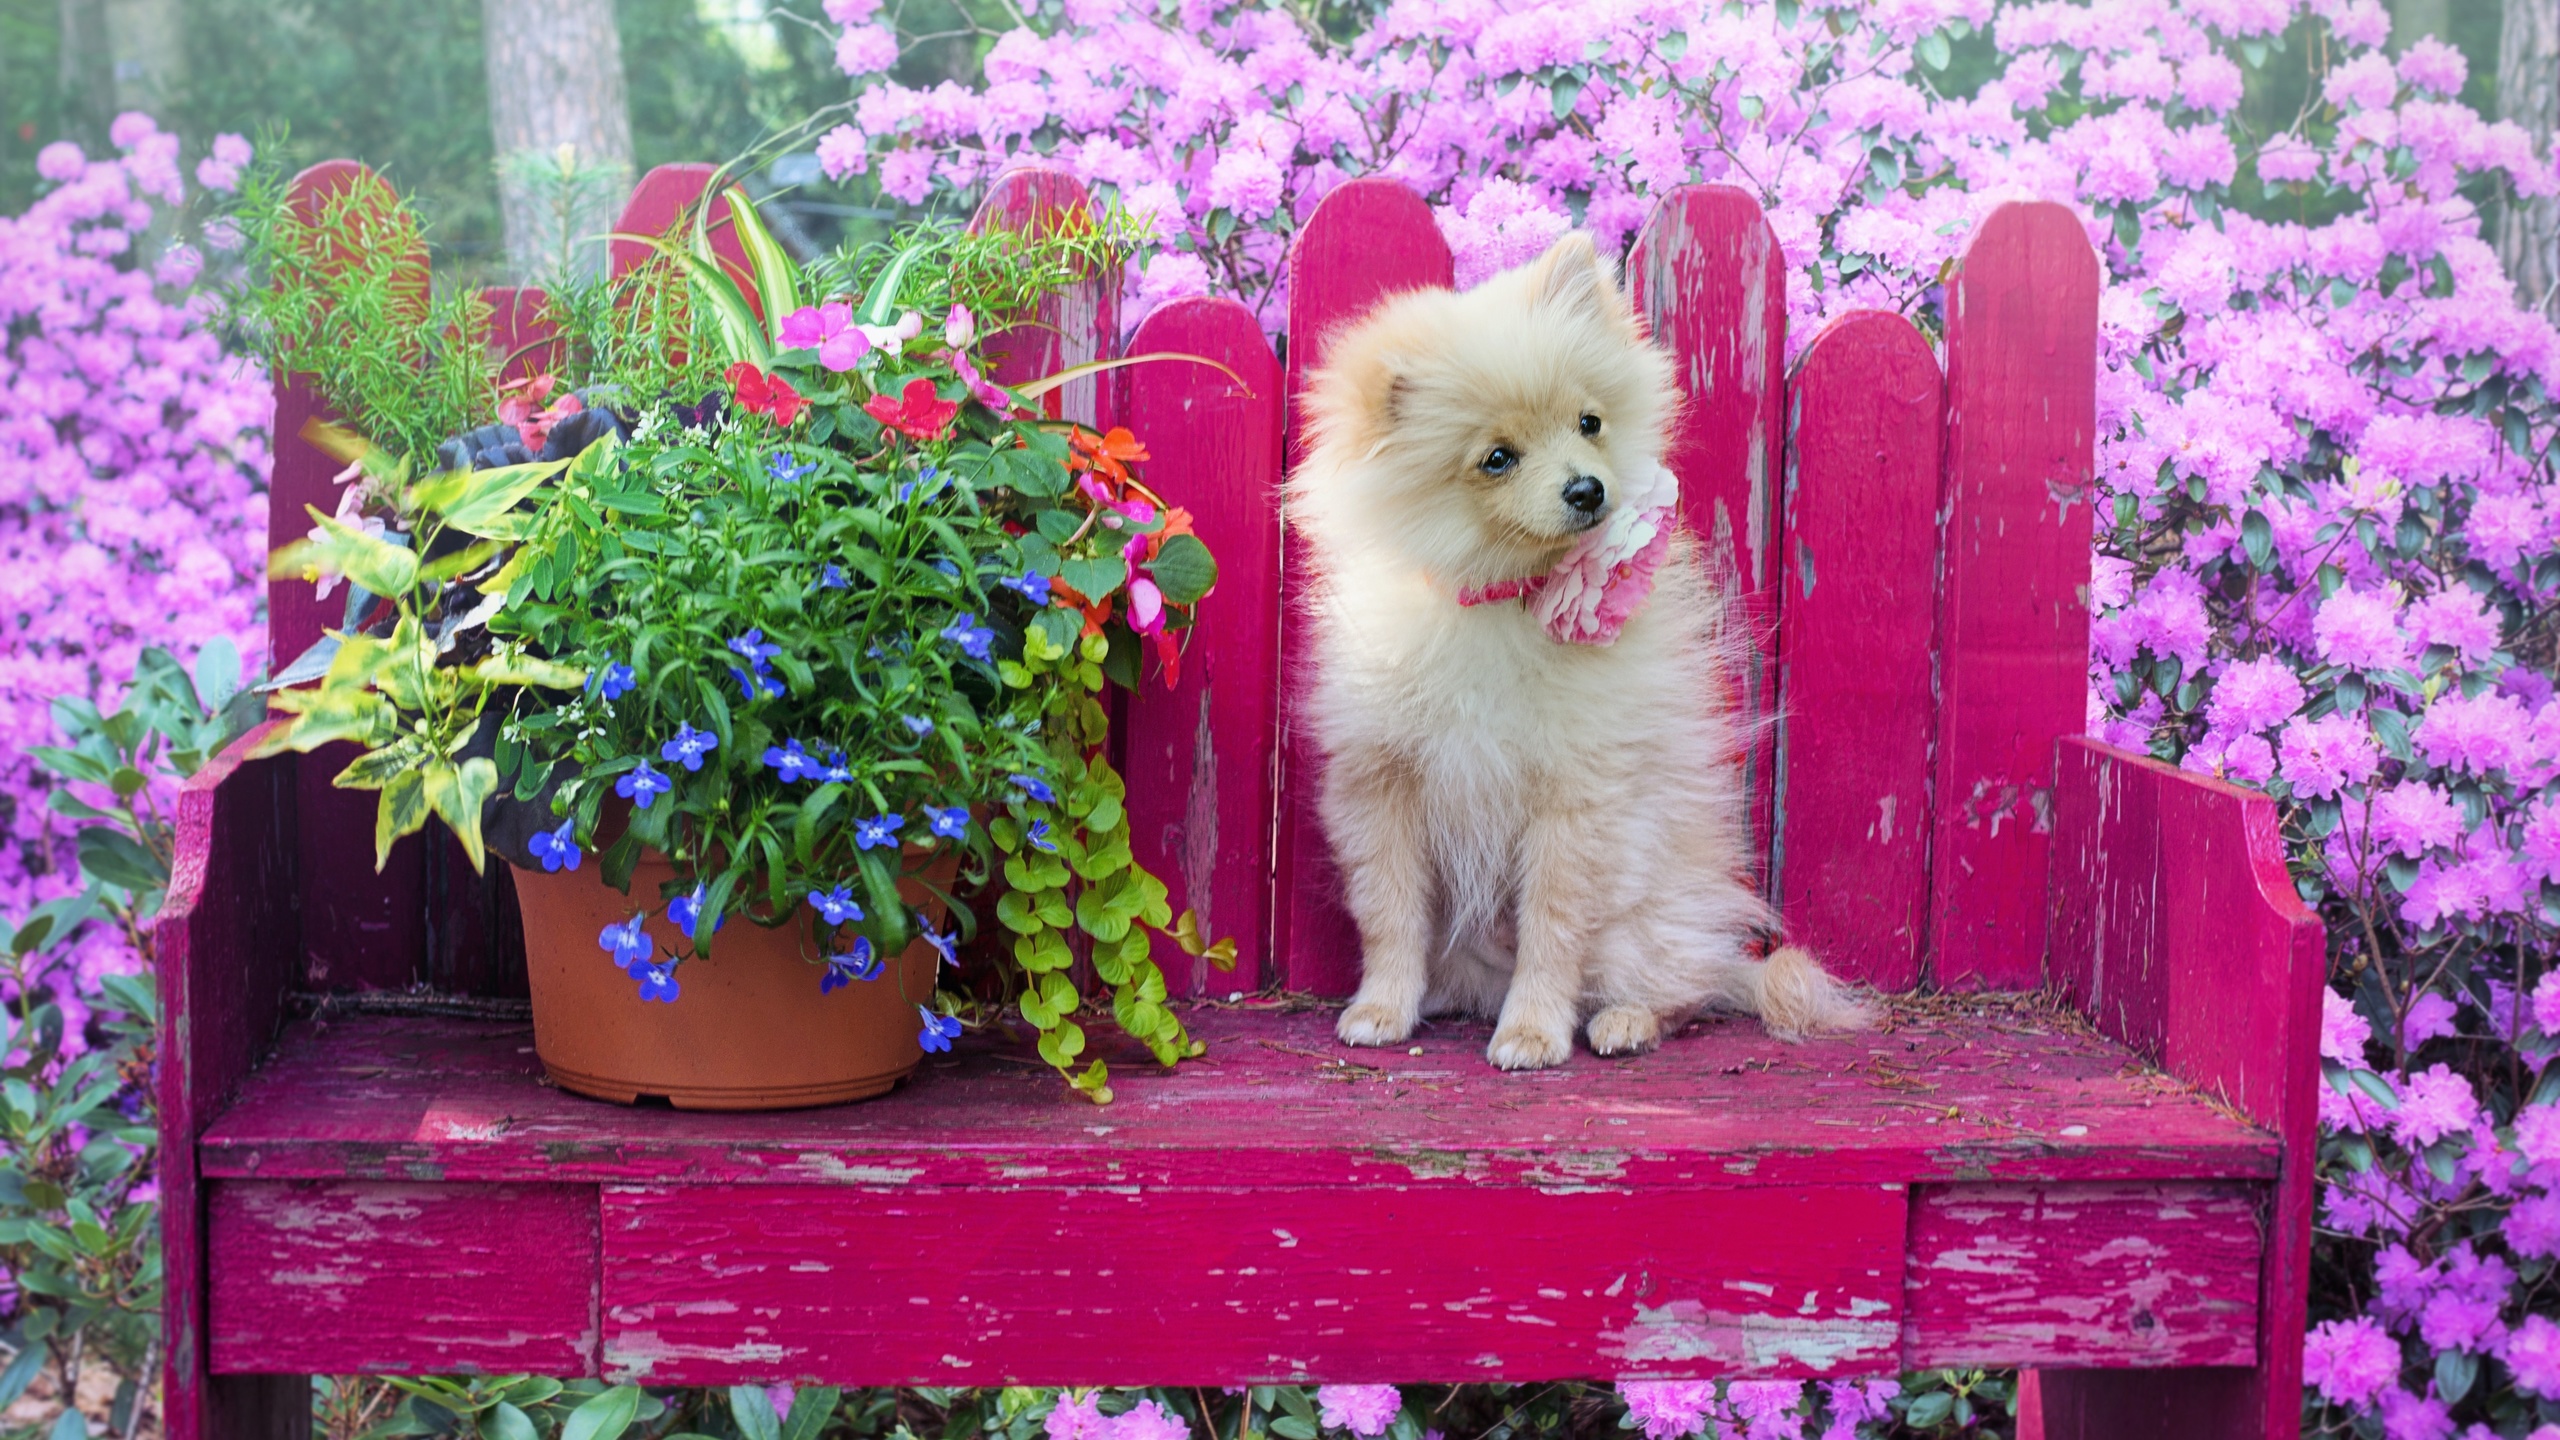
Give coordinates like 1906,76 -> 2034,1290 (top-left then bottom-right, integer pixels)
1455,461 -> 1679,645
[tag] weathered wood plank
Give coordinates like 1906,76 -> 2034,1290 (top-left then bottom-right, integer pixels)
155,728 -> 305,1440
970,166 -> 1119,431
601,1182 -> 1903,1383
2041,740 -> 2324,1439
1274,177 -> 1453,996
1928,201 -> 2098,990
1901,1183 -> 2260,1370
1118,298 -> 1286,991
1774,311 -> 1943,989
210,1181 -> 600,1376
1628,184 -> 1790,877
199,1005 -> 2275,1191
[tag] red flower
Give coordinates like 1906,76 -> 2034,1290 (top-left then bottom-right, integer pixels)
864,377 -> 961,442
725,362 -> 807,426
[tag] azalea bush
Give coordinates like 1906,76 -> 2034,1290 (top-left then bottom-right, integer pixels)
0,113 -> 270,1021
818,0 -> 2560,1428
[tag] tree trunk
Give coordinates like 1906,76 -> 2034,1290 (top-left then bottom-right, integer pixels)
56,0 -> 114,149
482,0 -> 635,283
2500,0 -> 2560,314
105,0 -> 184,117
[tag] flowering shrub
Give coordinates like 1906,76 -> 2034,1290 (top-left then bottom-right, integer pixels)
0,114 -> 268,1017
823,0 -> 2560,1427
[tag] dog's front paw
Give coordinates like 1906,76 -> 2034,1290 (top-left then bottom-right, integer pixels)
1487,1018 -> 1573,1070
1586,1004 -> 1660,1057
1337,999 -> 1417,1047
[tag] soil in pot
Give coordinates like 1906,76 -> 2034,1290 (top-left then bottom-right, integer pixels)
511,847 -> 958,1110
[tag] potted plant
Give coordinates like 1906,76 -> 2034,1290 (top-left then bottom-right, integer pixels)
227,166 -> 1233,1106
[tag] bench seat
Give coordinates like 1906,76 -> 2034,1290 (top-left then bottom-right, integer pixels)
199,1001 -> 2275,1386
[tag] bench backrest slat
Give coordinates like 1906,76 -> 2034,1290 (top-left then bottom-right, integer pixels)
1269,178 -> 1453,996
1927,201 -> 2101,988
1119,297 -> 1286,990
1775,310 -> 1945,990
1628,185 -> 1789,870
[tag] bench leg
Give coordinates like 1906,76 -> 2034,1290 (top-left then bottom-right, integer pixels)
161,1370 -> 309,1440
2029,1368 -> 2280,1440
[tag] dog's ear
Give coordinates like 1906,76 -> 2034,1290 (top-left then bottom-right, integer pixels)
1529,233 -> 1617,318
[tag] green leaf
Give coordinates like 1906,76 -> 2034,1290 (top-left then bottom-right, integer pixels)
718,185 -> 805,331
0,1342 -> 47,1409
375,768 -> 430,871
1270,1419 -> 1318,1440
1147,533 -> 1219,605
194,636 -> 242,710
1904,1393 -> 1955,1429
422,757 -> 501,873
2240,510 -> 2272,570
49,1408 -> 86,1440
272,505 -> 420,599
562,1384 -> 644,1440
487,1403 -> 539,1440
409,458 -> 570,538
2436,1346 -> 2477,1405
76,826 -> 165,893
730,1386 -> 783,1440
782,1388 -> 842,1440
1550,72 -> 1584,119
1916,29 -> 1952,68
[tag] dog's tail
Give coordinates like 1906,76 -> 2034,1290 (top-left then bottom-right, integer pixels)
1753,945 -> 1876,1041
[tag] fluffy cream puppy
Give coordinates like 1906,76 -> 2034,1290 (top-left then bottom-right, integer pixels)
1289,232 -> 1869,1070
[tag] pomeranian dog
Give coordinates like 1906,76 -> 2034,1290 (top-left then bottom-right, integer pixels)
1289,232 -> 1871,1070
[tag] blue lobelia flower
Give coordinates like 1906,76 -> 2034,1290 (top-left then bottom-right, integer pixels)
933,559 -> 960,578
820,751 -> 854,785
921,923 -> 957,971
730,664 -> 787,701
637,964 -> 681,1003
669,884 -> 726,941
854,813 -> 903,851
598,915 -> 650,972
528,819 -> 582,873
591,661 -> 637,701
768,451 -> 816,485
925,805 -> 970,840
1025,818 -> 1058,853
1007,773 -> 1056,804
763,737 -> 821,783
917,1005 -> 962,1053
616,761 -> 672,810
727,628 -> 783,669
940,612 -> 995,661
902,714 -> 934,737
997,572 -> 1052,606
819,563 -> 848,590
821,937 -> 882,993
661,723 -> 719,771
808,885 -> 863,926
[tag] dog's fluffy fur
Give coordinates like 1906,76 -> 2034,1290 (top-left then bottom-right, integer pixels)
1290,233 -> 1871,1070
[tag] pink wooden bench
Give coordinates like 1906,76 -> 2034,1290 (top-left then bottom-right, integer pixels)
157,164 -> 2325,1440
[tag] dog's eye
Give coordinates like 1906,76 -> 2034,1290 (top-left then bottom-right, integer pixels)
1579,413 -> 1602,437
1481,447 -> 1517,475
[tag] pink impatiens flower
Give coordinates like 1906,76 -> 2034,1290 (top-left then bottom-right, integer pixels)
777,302 -> 873,372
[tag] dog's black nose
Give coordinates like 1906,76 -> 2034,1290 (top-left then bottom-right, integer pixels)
1562,475 -> 1606,514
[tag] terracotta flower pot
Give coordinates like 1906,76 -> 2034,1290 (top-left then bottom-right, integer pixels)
511,848 -> 956,1110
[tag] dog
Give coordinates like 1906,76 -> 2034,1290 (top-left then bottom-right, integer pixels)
1288,232 -> 1871,1070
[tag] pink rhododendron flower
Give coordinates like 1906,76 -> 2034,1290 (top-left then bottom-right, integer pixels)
817,125 -> 869,181
2207,655 -> 2305,733
2279,713 -> 2378,798
1315,1386 -> 1401,1438
1104,1400 -> 1190,1440
2314,585 -> 2413,672
836,23 -> 900,75
2391,1065 -> 2482,1147
2402,991 -> 2458,1050
2369,784 -> 2463,857
2304,1315 -> 2403,1406
2407,587 -> 2501,662
1047,1393 -> 1107,1440
1617,1382 -> 1715,1440
2415,690 -> 2533,777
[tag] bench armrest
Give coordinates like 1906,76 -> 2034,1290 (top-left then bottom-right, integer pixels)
2048,736 -> 2325,1430
155,724 -> 305,1440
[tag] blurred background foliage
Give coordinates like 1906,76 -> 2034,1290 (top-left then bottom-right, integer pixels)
0,0 -> 2516,277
